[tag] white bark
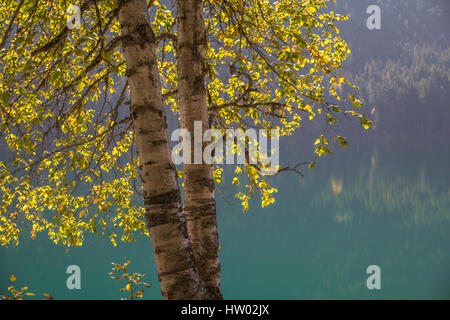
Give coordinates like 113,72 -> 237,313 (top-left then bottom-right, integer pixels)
176,0 -> 223,299
117,0 -> 203,300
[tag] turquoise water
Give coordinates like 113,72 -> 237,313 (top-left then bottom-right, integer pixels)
1,137 -> 449,299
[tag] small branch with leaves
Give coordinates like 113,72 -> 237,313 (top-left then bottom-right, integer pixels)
109,259 -> 152,300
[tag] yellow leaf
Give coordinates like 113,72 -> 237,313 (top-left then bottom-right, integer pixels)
126,284 -> 132,292
9,275 -> 16,282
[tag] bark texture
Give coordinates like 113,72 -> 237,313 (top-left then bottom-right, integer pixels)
117,0 -> 203,300
176,0 -> 223,300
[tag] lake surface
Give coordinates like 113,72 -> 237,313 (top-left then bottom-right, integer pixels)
1,136 -> 449,299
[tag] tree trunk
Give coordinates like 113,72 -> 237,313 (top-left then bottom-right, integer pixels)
117,0 -> 203,300
176,0 -> 223,299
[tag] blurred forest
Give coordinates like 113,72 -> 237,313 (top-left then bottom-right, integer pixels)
332,0 -> 449,138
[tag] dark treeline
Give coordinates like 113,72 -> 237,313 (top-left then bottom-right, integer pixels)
332,0 -> 449,139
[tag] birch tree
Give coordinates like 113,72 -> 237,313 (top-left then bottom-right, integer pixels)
117,0 -> 203,299
176,0 -> 222,299
0,0 -> 372,299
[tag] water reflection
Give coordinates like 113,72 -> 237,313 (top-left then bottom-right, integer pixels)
219,139 -> 450,299
1,139 -> 449,299
312,155 -> 450,227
